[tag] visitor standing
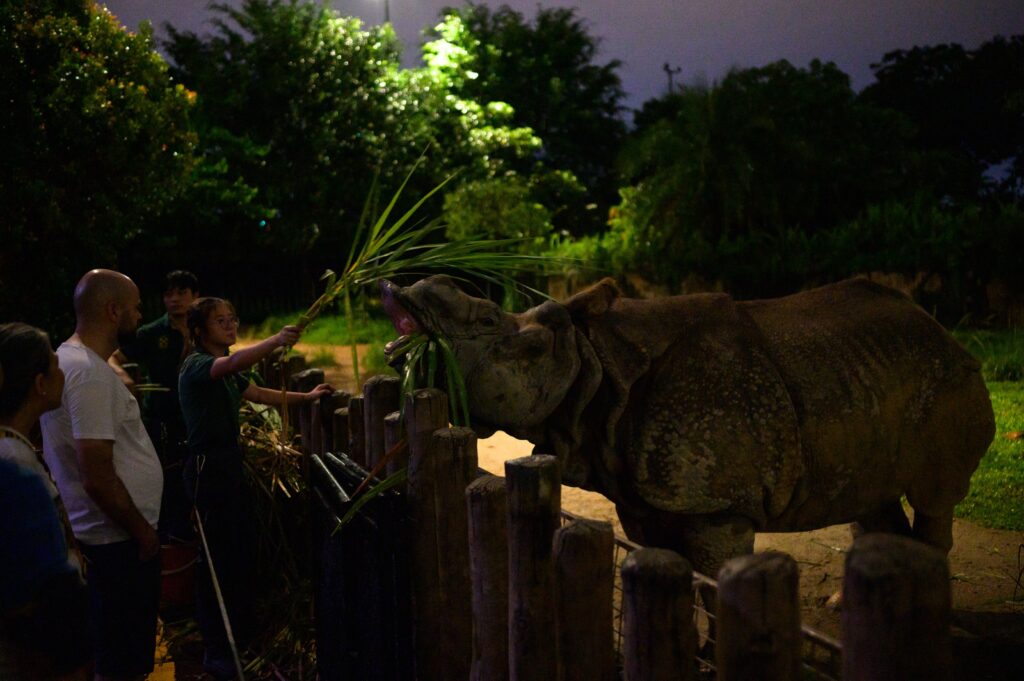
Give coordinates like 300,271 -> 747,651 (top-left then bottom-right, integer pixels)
0,322 -> 65,494
40,269 -> 164,681
178,296 -> 331,680
0,322 -> 91,680
110,269 -> 199,541
0,458 -> 92,680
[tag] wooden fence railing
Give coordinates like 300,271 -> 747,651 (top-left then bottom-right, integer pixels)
278,368 -> 952,681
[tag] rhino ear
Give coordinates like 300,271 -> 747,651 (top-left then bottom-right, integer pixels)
564,278 -> 620,321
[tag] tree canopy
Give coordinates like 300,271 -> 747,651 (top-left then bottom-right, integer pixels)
861,35 -> 1024,200
0,0 -> 196,332
604,60 -> 913,290
427,3 -> 626,234
162,0 -> 554,261
164,0 -> 405,256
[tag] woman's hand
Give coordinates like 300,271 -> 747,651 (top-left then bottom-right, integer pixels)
306,383 -> 334,401
274,325 -> 302,347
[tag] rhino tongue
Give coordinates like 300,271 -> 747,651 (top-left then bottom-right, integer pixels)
392,313 -> 420,336
380,280 -> 421,335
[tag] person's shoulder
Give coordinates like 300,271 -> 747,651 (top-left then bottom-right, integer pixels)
137,314 -> 169,338
0,457 -> 48,500
56,342 -> 94,373
0,437 -> 31,465
180,350 -> 215,379
57,342 -> 115,385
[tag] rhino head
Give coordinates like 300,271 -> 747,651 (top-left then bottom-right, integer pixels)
380,276 -> 586,439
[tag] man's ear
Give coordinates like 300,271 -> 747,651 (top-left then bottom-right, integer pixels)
33,372 -> 46,397
564,278 -> 620,321
105,300 -> 121,323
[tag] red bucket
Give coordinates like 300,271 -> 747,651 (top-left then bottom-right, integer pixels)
160,542 -> 198,608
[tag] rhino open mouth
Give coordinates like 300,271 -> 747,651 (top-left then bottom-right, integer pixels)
380,279 -> 437,367
380,279 -> 424,336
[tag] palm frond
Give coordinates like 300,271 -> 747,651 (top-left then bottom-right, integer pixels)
296,160 -> 562,335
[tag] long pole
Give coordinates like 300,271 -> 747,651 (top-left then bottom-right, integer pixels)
384,0 -> 390,24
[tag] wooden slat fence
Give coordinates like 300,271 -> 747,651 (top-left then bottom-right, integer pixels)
291,380 -> 952,681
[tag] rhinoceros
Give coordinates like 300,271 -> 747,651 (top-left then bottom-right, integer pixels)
380,276 -> 994,576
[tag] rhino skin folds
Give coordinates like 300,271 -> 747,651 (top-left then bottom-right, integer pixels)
381,276 -> 995,576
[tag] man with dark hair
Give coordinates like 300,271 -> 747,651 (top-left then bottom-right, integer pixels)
110,269 -> 198,542
41,268 -> 164,681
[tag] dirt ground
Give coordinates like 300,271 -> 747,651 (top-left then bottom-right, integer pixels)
293,342 -> 1024,679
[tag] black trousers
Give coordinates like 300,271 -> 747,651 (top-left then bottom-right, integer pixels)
80,539 -> 160,676
184,453 -> 257,656
146,418 -> 195,543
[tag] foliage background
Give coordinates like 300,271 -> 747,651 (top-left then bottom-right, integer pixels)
2,1 -> 1022,333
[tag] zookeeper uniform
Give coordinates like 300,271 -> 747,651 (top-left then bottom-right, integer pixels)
178,347 -> 258,662
121,313 -> 194,541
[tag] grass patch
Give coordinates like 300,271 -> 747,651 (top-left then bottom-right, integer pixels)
304,346 -> 340,369
950,329 -> 1024,530
249,311 -> 397,346
953,328 -> 1024,381
955,380 -> 1024,531
246,309 -> 399,381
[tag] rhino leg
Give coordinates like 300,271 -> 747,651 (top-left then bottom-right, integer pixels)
850,500 -> 912,540
911,511 -> 954,553
904,375 -> 993,555
615,505 -> 755,577
616,508 -> 754,662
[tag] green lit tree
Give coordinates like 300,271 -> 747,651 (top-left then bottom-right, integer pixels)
164,0 -> 558,263
427,3 -> 626,235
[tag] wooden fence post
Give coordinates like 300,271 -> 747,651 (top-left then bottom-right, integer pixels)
363,376 -> 401,470
555,519 -> 615,681
404,389 -> 455,681
286,353 -> 307,375
842,533 -> 952,681
291,368 -> 324,454
383,411 -> 405,477
310,397 -> 325,458
285,357 -> 310,432
505,455 -> 561,681
332,407 -> 350,455
347,396 -> 366,467
621,547 -> 696,681
467,475 -> 510,681
320,391 -> 349,454
716,551 -> 800,681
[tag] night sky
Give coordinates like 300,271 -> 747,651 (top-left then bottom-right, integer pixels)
102,1 -> 1024,111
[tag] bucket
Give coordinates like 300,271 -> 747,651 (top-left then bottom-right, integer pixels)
160,542 -> 198,609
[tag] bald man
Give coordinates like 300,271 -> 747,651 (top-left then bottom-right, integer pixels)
40,269 -> 164,681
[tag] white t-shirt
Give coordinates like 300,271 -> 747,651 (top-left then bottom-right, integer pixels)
0,428 -> 59,499
40,341 -> 163,545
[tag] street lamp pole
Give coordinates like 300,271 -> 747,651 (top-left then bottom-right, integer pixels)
383,0 -> 390,24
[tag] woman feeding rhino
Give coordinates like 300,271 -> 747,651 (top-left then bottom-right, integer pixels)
178,297 -> 332,678
380,276 -> 994,579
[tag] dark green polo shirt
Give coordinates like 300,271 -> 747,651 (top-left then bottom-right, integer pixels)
120,314 -> 189,430
178,349 -> 253,460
